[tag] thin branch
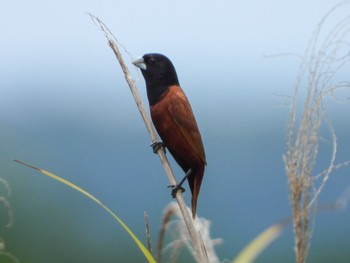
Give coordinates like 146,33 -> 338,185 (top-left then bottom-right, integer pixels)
88,13 -> 208,263
144,211 -> 153,256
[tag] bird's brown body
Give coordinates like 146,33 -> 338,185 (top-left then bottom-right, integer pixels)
133,54 -> 206,218
151,85 -> 206,218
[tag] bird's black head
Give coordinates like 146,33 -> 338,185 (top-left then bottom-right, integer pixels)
133,53 -> 180,105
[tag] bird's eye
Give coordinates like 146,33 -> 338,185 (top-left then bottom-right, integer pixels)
149,57 -> 156,64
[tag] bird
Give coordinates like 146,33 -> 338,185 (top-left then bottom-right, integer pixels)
133,53 -> 206,219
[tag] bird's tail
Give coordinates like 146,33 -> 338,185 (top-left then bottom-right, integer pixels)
189,165 -> 205,219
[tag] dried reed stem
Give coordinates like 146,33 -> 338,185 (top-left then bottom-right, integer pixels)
284,2 -> 350,262
157,202 -> 221,263
144,212 -> 153,255
89,14 -> 208,263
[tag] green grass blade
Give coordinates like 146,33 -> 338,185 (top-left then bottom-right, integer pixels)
233,221 -> 286,263
14,159 -> 156,263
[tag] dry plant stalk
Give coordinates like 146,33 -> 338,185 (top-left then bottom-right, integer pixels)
284,2 -> 350,263
0,178 -> 14,228
89,14 -> 208,263
157,204 -> 176,262
0,178 -> 19,263
144,212 -> 153,256
157,202 -> 221,263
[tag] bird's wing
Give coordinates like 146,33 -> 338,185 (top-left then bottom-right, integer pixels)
167,93 -> 206,165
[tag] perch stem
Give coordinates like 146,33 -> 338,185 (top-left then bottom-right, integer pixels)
90,14 -> 208,263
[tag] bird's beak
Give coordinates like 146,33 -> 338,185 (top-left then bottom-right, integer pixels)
132,57 -> 147,70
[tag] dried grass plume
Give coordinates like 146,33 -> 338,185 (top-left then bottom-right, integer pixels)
283,2 -> 350,262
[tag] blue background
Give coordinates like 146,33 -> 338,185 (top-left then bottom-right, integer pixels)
1,1 -> 350,262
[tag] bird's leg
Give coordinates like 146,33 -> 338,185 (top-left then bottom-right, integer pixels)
168,168 -> 192,198
151,141 -> 165,154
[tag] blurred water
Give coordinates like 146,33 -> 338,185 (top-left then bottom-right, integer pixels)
1,76 -> 350,262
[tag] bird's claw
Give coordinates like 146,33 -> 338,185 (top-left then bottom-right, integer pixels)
167,184 -> 186,198
151,141 -> 164,154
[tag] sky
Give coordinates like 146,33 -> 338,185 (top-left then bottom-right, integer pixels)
1,1 -> 350,262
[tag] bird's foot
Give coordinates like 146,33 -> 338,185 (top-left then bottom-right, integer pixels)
167,169 -> 192,198
151,141 -> 164,154
167,184 -> 186,198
